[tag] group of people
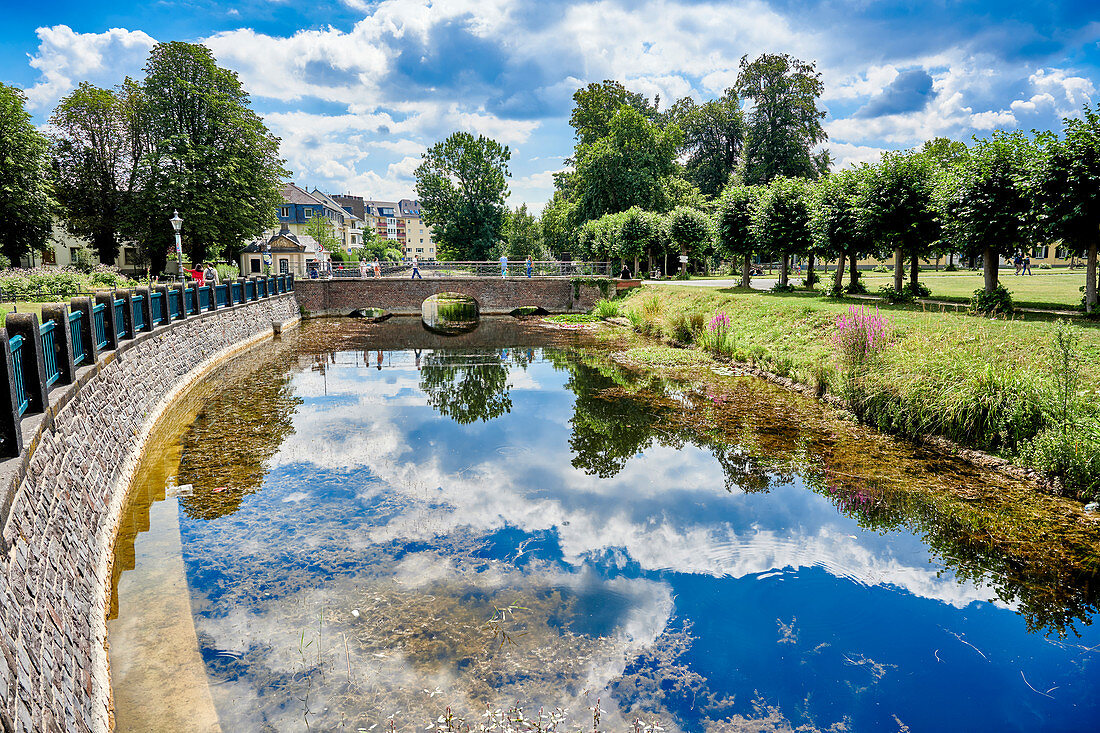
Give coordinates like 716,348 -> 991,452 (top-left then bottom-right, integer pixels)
497,255 -> 535,278
185,263 -> 222,286
1012,253 -> 1033,275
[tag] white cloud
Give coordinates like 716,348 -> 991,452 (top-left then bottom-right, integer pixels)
25,25 -> 155,110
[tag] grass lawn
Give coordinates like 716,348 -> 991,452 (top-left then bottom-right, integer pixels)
0,302 -> 55,326
855,270 -> 1088,309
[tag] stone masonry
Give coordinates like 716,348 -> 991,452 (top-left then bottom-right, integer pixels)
294,277 -> 608,316
0,293 -> 299,733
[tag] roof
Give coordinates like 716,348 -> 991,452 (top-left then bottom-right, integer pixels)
281,182 -> 326,206
312,189 -> 362,222
242,230 -> 327,256
398,199 -> 423,217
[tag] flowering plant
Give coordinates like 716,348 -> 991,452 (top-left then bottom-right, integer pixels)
833,305 -> 890,364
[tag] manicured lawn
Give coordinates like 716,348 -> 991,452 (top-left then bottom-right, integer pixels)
0,302 -> 53,326
856,271 -> 1088,308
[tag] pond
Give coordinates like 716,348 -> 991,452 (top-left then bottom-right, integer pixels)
108,317 -> 1100,732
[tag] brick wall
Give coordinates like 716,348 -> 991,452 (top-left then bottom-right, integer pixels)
0,294 -> 299,733
294,277 -> 606,316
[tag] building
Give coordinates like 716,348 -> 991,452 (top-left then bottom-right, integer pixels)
308,188 -> 365,251
271,183 -> 346,251
240,224 -> 330,277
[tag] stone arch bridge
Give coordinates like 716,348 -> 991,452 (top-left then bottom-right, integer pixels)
294,276 -> 613,316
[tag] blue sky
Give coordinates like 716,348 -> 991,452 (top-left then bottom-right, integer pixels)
4,1 -> 1100,210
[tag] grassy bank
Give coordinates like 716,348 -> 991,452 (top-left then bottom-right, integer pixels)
609,285 -> 1100,500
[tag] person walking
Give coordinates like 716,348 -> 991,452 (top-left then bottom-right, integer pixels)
411,254 -> 422,279
500,254 -> 508,278
1024,254 -> 1032,275
359,258 -> 368,278
204,262 -> 219,285
525,256 -> 532,278
373,257 -> 381,278
1013,253 -> 1022,275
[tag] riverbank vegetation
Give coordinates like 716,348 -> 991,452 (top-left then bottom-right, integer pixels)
608,286 -> 1100,501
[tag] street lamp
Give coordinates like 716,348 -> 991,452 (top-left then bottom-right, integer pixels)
170,210 -> 184,281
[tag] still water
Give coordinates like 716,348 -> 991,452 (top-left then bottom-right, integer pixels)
108,318 -> 1100,732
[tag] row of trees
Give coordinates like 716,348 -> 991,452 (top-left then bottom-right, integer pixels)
1,42 -> 286,272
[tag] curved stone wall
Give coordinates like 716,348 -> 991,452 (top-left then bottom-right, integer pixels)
0,293 -> 299,733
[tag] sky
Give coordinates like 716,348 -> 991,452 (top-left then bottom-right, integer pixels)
4,0 -> 1100,211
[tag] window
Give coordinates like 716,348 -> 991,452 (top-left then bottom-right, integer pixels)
304,208 -> 313,218
123,247 -> 138,266
250,257 -> 262,273
420,238 -> 424,243
279,259 -> 289,274
416,248 -> 424,253
280,206 -> 290,218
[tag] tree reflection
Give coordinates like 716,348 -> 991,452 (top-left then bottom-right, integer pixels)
419,349 -> 536,425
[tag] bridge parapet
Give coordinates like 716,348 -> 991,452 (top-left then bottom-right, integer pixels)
295,276 -> 611,316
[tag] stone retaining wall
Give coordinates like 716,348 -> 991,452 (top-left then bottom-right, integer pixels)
0,293 -> 299,733
294,277 -> 608,315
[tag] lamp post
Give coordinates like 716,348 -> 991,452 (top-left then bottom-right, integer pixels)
170,210 -> 184,281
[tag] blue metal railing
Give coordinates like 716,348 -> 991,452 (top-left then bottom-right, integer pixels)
168,290 -> 180,319
184,288 -> 196,315
259,278 -> 268,297
232,282 -> 242,303
113,298 -> 127,339
151,291 -> 165,325
133,295 -> 146,331
287,275 -> 294,292
245,281 -> 255,301
69,310 -> 85,366
216,284 -> 228,307
40,320 -> 60,387
9,335 -> 28,416
92,303 -> 108,351
198,286 -> 211,311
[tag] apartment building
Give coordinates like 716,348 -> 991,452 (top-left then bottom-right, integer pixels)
330,194 -> 438,260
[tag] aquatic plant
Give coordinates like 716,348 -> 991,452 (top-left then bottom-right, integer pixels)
593,298 -> 622,319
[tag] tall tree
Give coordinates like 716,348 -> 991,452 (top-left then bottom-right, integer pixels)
859,150 -> 940,293
811,169 -> 872,292
921,137 -> 969,170
751,176 -> 813,287
938,132 -> 1035,294
572,106 -> 682,222
50,82 -> 139,264
569,80 -> 657,149
0,83 -> 53,265
502,203 -> 546,259
617,206 -> 660,275
135,42 -> 286,270
540,190 -> 577,259
1032,106 -> 1100,313
715,183 -> 761,288
735,53 -> 828,184
670,89 -> 745,198
415,131 -> 511,261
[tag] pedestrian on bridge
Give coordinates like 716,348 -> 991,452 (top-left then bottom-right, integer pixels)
412,255 -> 422,279
373,257 -> 381,278
500,254 -> 508,278
526,256 -> 532,278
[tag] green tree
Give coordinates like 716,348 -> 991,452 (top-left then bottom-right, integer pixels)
735,53 -> 828,185
715,184 -> 761,287
541,190 -> 578,259
617,206 -> 660,275
752,176 -> 813,287
663,205 -> 713,275
859,150 -> 940,293
0,83 -> 53,265
921,137 -> 969,170
812,169 -> 873,292
50,83 -> 140,264
1032,106 -> 1100,312
569,80 -> 657,149
502,203 -> 546,259
415,131 -> 511,261
134,42 -> 286,271
304,215 -> 341,254
670,89 -> 745,197
938,132 -> 1036,294
572,106 -> 683,222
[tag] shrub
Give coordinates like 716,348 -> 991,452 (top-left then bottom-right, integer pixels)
823,283 -> 846,299
1020,425 -> 1100,501
944,262 -> 958,272
770,282 -> 796,293
877,285 -> 914,304
905,281 -> 931,298
971,284 -> 1014,315
216,263 -> 240,282
872,264 -> 891,273
845,279 -> 868,295
593,298 -> 621,319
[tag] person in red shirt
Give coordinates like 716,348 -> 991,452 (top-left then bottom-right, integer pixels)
187,267 -> 205,286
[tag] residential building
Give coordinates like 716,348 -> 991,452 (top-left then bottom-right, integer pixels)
271,182 -> 345,250
309,188 -> 365,251
240,224 -> 330,277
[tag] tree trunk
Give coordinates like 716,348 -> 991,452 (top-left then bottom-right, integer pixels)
893,248 -> 904,292
663,251 -> 668,278
779,254 -> 789,287
910,254 -> 919,291
983,245 -> 999,293
849,255 -> 859,287
633,256 -> 639,278
806,252 -> 816,287
1087,242 -> 1098,313
833,254 -> 846,291
741,254 -> 751,288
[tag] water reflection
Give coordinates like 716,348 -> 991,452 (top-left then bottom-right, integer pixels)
109,318 -> 1100,733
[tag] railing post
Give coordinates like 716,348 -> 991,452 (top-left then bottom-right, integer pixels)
0,329 -> 23,457
95,292 -> 120,349
208,285 -> 219,311
288,273 -> 295,291
172,284 -> 188,320
119,289 -> 135,340
5,314 -> 49,414
41,304 -> 76,385
152,285 -> 169,326
134,287 -> 154,332
70,297 -> 99,363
